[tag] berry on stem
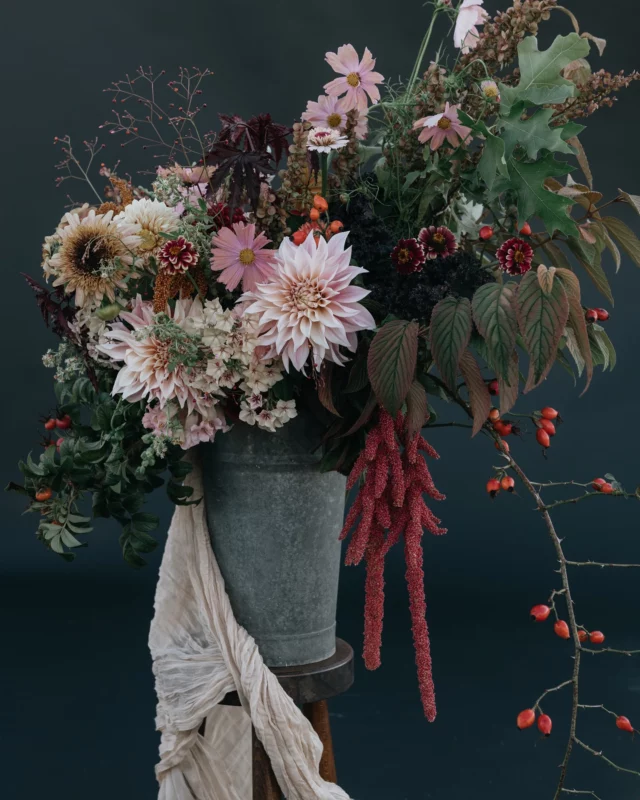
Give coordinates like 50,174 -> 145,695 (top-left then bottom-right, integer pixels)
486,478 -> 500,498
479,225 -> 494,241
585,309 -> 598,324
56,415 -> 72,430
44,419 -> 56,431
537,418 -> 556,436
35,488 -> 53,502
495,438 -> 509,453
519,222 -> 532,236
595,308 -> 610,321
616,716 -> 633,733
536,428 -> 551,449
500,476 -> 515,493
488,379 -> 499,395
329,220 -> 344,233
313,195 -> 328,212
601,482 -> 614,494
590,630 -> 605,644
530,604 -> 551,622
488,408 -> 500,422
592,478 -> 606,491
537,714 -> 552,736
517,709 -> 536,729
540,407 -> 559,420
554,620 -> 570,639
578,630 -> 588,643
494,421 -> 513,437
309,207 -> 320,221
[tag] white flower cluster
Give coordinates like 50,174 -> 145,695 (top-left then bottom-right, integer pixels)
42,342 -> 85,383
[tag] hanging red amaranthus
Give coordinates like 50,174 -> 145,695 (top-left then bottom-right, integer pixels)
340,407 -> 446,721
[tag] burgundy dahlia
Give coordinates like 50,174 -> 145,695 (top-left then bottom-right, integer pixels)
418,225 -> 457,259
158,236 -> 199,274
391,238 -> 425,274
207,202 -> 246,230
496,237 -> 534,275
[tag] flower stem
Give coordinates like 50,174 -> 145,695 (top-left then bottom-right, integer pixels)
406,7 -> 442,95
321,153 -> 329,198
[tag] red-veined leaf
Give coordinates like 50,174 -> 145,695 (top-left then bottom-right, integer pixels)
556,267 -> 593,393
367,320 -> 419,416
405,380 -> 429,439
566,236 -> 613,305
499,351 -> 520,415
601,216 -> 640,268
318,362 -> 341,417
472,282 -> 518,383
458,350 -> 492,437
429,296 -> 472,391
515,270 -> 570,392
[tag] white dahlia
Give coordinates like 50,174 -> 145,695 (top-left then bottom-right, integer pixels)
243,232 -> 375,372
115,198 -> 179,258
97,295 -> 214,412
49,209 -> 141,307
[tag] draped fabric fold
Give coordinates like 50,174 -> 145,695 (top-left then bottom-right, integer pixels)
149,459 -> 351,800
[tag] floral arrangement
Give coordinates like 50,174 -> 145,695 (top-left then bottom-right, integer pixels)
11,0 -> 640,792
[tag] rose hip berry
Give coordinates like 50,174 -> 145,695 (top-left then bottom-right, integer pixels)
519,222 -> 532,236
530,604 -> 551,622
488,408 -> 500,422
592,478 -> 606,491
536,428 -> 551,449
595,308 -> 610,321
601,482 -> 614,494
500,476 -> 516,492
517,709 -> 536,729
479,225 -> 494,240
590,630 -> 605,644
55,415 -> 72,430
494,421 -> 513,437
540,407 -> 559,420
578,630 -> 589,642
537,714 -> 552,736
488,379 -> 499,395
495,438 -> 510,453
35,488 -> 53,502
313,195 -> 328,212
486,478 -> 500,498
44,419 -> 56,431
616,716 -> 633,732
538,418 -> 556,436
554,620 -> 570,639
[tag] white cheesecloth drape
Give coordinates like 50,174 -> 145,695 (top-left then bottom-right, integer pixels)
148,459 -> 352,800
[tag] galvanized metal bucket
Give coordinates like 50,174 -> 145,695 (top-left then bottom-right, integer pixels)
200,412 -> 346,667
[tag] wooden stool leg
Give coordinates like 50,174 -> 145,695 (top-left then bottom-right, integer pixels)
303,700 -> 337,783
252,728 -> 282,799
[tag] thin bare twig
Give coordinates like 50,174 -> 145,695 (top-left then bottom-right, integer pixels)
574,738 -> 640,777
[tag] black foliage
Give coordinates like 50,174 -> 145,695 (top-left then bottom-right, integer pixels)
367,250 -> 493,324
206,144 -> 274,212
218,113 -> 291,167
331,189 -> 397,271
22,273 -> 75,338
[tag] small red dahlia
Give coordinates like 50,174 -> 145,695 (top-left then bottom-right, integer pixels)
158,236 -> 199,274
496,237 -> 534,275
207,202 -> 246,230
418,225 -> 457,259
391,238 -> 425,274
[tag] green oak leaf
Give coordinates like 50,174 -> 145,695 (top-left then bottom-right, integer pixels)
500,105 -> 574,160
478,132 -> 509,190
505,152 -> 576,236
502,34 -> 591,110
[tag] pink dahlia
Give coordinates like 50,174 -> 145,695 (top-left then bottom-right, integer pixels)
302,94 -> 349,131
391,239 -> 425,274
496,237 -> 534,276
158,236 -> 198,274
210,221 -> 276,292
97,295 -> 206,410
418,226 -> 458,259
413,103 -> 472,151
324,45 -> 384,112
242,231 -> 376,372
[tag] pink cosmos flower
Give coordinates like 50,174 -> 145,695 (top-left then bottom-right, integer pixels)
453,0 -> 488,52
302,94 -> 350,131
324,45 -> 384,112
413,103 -> 472,151
480,80 -> 500,101
243,231 -> 376,372
210,221 -> 276,293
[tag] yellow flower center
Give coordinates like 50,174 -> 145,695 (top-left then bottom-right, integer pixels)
168,244 -> 183,257
432,233 -> 445,245
437,117 -> 451,130
138,228 -> 159,252
346,72 -> 360,88
239,248 -> 256,265
397,248 -> 411,264
483,85 -> 499,99
514,250 -> 525,263
327,112 -> 342,128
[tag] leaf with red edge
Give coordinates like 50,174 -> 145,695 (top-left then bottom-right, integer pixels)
459,350 -> 492,436
602,216 -> 640,268
429,296 -> 472,391
318,362 -> 341,417
516,270 -> 570,392
556,267 -> 593,393
367,320 -> 419,416
405,380 -> 429,438
472,282 -> 518,383
499,351 -> 520,415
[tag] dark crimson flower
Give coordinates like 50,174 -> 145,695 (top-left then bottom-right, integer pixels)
391,238 -> 425,274
496,237 -> 534,275
418,225 -> 458,259
158,236 -> 199,274
207,202 -> 246,230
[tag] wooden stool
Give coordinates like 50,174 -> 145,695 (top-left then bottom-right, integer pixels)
220,638 -> 354,799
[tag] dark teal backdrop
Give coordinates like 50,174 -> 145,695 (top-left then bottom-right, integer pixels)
1,0 -> 639,797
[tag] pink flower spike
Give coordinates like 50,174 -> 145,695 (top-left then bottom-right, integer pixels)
412,103 -> 472,151
210,221 -> 276,293
324,45 -> 384,112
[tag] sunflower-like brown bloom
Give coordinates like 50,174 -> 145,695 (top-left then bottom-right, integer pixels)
48,210 -> 141,307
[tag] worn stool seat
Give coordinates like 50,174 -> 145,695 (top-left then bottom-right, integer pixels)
219,638 -> 354,798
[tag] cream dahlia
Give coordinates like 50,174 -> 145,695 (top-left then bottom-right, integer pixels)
243,232 -> 376,372
115,198 -> 179,257
98,295 -> 211,411
307,127 -> 350,153
49,209 -> 141,307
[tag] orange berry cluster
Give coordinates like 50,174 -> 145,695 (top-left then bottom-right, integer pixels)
291,195 -> 344,246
